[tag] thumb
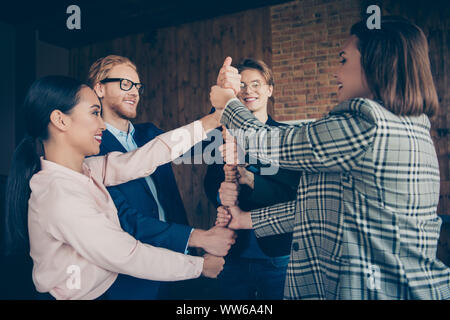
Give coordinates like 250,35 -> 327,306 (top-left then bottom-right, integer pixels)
223,56 -> 232,68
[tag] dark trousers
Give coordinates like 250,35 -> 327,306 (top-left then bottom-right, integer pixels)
216,256 -> 289,300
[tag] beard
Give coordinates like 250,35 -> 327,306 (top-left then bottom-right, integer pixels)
108,100 -> 137,121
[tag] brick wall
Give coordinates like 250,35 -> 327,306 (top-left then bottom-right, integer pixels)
270,0 -> 362,121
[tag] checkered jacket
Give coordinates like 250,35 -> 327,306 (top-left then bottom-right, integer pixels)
221,97 -> 450,299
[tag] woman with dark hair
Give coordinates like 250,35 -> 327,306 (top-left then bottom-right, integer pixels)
212,16 -> 450,299
5,75 -> 227,300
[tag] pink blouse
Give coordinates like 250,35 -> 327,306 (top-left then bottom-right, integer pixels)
28,121 -> 206,300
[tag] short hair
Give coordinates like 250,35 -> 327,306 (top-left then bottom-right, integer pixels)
350,16 -> 439,118
87,55 -> 137,88
236,58 -> 275,87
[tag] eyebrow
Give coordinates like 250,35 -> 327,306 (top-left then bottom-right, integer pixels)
90,104 -> 101,110
241,80 -> 262,83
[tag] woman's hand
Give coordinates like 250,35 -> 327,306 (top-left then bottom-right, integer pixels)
210,85 -> 236,110
217,56 -> 241,95
209,57 -> 241,110
237,166 -> 255,189
216,205 -> 252,230
201,254 -> 225,278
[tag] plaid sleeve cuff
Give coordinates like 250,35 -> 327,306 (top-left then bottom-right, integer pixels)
250,200 -> 297,237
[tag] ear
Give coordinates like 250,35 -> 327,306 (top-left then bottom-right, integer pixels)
267,85 -> 273,98
93,82 -> 104,99
49,109 -> 71,131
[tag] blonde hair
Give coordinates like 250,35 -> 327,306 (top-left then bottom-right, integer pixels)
87,55 -> 137,88
236,58 -> 274,87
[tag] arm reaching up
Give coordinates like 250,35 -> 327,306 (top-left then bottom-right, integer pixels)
216,56 -> 241,95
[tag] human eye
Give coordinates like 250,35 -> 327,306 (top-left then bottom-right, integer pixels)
121,79 -> 133,90
251,81 -> 260,89
91,106 -> 101,117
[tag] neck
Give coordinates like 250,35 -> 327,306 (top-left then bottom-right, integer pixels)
102,108 -> 130,132
43,138 -> 85,174
253,109 -> 268,123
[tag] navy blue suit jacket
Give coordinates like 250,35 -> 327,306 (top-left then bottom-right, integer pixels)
97,123 -> 193,299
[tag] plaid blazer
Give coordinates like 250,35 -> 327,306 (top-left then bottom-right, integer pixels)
221,97 -> 450,300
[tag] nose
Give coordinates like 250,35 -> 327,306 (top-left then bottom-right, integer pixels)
242,85 -> 252,94
130,84 -> 139,96
98,115 -> 106,131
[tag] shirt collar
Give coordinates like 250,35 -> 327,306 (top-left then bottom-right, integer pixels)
105,121 -> 135,138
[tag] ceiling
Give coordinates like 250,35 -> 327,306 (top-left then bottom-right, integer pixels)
0,0 -> 291,48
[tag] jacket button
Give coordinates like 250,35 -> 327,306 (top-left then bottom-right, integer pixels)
292,242 -> 299,251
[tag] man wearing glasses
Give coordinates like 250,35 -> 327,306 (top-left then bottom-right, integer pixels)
204,58 -> 300,299
87,55 -> 235,299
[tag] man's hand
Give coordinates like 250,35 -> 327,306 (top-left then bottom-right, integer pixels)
201,254 -> 225,278
219,181 -> 239,207
223,164 -> 239,182
219,128 -> 246,165
216,206 -> 252,230
188,226 -> 236,257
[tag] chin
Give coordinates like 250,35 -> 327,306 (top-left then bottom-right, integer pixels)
337,92 -> 348,103
244,103 -> 258,111
86,146 -> 100,157
121,111 -> 137,120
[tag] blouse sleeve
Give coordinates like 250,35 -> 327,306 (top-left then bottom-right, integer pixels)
85,120 -> 206,186
39,179 -> 203,282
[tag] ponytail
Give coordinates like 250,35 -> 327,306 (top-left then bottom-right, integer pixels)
4,136 -> 41,255
2,75 -> 86,256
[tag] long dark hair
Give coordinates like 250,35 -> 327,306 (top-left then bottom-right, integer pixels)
350,16 -> 439,118
4,75 -> 86,255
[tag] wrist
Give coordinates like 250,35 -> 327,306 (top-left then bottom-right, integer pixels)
200,113 -> 221,133
239,211 -> 253,229
188,229 -> 206,248
224,97 -> 238,109
246,171 -> 255,189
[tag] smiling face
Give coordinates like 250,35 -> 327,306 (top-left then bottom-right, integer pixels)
96,63 -> 140,121
65,86 -> 105,156
237,69 -> 273,115
335,35 -> 372,102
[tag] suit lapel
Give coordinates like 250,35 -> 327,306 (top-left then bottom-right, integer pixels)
131,125 -> 162,198
100,129 -> 128,154
101,126 -> 154,195
133,125 -> 170,217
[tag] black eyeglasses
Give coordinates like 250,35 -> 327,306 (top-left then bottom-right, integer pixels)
100,78 -> 145,95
